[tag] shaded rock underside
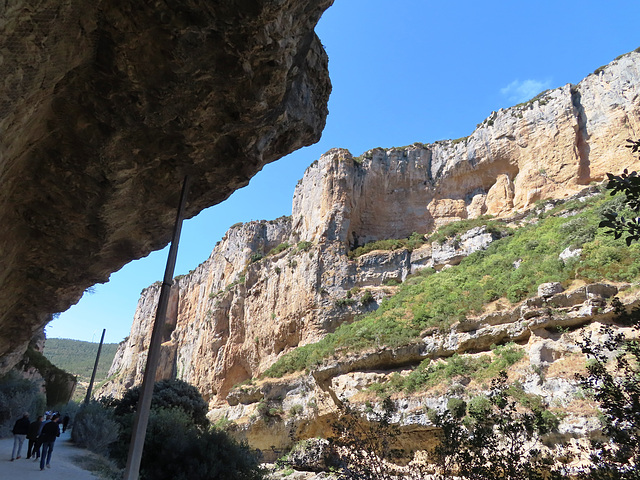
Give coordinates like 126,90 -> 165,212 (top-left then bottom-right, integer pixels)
0,0 -> 333,370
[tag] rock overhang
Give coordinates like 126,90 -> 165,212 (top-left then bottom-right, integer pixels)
0,0 -> 333,370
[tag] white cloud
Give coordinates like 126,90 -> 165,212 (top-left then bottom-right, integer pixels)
500,79 -> 551,103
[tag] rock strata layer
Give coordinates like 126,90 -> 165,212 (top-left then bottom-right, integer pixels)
207,283 -> 639,461
0,0 -> 333,371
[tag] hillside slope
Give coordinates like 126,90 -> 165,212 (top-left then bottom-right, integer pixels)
44,338 -> 118,401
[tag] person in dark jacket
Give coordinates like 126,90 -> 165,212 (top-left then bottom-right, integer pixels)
62,414 -> 70,433
11,412 -> 29,461
39,414 -> 60,470
26,415 -> 43,460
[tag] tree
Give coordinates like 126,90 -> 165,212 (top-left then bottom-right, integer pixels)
329,397 -> 409,480
328,380 -> 563,480
598,140 -> 640,245
576,300 -> 640,480
139,407 -> 263,480
574,147 -> 640,479
430,372 -> 564,480
105,378 -> 208,427
103,379 -> 265,480
0,373 -> 45,436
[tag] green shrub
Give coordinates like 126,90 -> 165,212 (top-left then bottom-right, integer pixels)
267,242 -> 291,256
296,241 -> 313,252
0,373 -> 45,436
106,379 -> 208,427
334,297 -> 356,308
105,381 -> 264,480
140,408 -> 264,480
467,394 -> 491,418
249,252 -> 264,263
71,401 -> 120,455
289,404 -> 304,417
446,397 -> 467,419
360,290 -> 374,305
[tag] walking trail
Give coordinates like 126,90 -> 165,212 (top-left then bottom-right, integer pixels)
0,430 -> 103,480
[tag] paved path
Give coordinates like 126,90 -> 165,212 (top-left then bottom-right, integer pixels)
0,431 -> 102,480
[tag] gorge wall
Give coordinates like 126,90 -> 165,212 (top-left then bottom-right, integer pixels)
0,0 -> 333,372
101,51 -> 640,412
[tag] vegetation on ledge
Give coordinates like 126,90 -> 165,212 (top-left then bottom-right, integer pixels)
264,190 -> 640,378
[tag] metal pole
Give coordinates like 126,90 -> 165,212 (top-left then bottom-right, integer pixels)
123,176 -> 191,480
84,328 -> 106,404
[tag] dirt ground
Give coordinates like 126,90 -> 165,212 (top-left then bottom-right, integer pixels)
0,430 -> 103,480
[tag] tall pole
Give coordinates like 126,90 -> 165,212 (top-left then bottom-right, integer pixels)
84,328 -> 106,404
123,176 -> 191,480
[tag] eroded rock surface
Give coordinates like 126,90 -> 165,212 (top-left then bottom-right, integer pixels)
0,0 -> 333,370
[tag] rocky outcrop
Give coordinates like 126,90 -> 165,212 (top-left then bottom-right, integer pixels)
101,51 -> 640,407
0,0 -> 333,372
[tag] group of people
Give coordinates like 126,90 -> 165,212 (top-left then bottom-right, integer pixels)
10,411 -> 71,471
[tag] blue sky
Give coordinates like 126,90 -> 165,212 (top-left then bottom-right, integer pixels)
46,0 -> 640,344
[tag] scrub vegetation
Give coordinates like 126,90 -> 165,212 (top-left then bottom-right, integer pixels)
265,188 -> 640,379
73,379 -> 265,480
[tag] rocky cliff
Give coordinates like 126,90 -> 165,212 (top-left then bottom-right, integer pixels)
101,51 -> 640,464
0,0 -> 333,372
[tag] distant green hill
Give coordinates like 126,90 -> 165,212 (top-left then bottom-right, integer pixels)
43,338 -> 119,401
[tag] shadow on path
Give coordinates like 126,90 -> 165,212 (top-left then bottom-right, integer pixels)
0,430 -> 102,479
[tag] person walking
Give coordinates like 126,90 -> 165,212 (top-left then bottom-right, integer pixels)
33,413 -> 51,462
26,415 -> 43,460
62,414 -> 70,433
38,414 -> 60,470
10,412 -> 29,461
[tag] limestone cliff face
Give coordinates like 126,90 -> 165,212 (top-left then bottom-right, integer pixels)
293,51 -> 640,247
0,0 -> 333,372
101,51 -> 640,406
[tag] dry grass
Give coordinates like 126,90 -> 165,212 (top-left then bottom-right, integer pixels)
561,397 -> 600,417
546,352 -> 588,379
480,297 -> 514,315
71,452 -> 122,480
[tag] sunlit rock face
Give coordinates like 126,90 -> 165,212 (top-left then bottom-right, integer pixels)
0,0 -> 333,371
101,52 -> 640,405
